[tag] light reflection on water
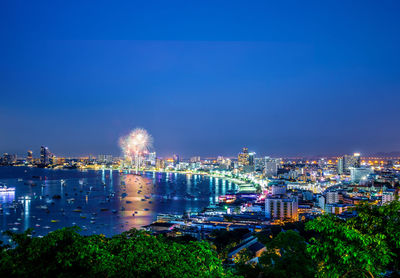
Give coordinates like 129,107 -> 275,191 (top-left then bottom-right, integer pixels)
0,167 -> 237,242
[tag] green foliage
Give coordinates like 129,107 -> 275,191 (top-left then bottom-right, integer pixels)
0,227 -> 235,278
258,230 -> 315,278
347,201 -> 400,273
306,214 -> 393,278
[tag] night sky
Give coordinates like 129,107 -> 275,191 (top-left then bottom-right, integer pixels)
1,1 -> 400,158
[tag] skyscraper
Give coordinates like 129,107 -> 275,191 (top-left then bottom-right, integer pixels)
27,150 -> 33,163
40,146 -> 51,165
248,152 -> 255,166
238,147 -> 250,166
337,153 -> 361,174
264,157 -> 279,177
173,154 -> 180,165
337,157 -> 344,174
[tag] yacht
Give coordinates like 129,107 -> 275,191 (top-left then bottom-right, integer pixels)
0,184 -> 15,192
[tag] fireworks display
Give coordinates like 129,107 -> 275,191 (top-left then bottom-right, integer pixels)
119,128 -> 153,171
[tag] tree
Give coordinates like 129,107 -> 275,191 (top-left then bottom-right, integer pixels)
258,230 -> 315,278
0,227 -> 236,278
346,201 -> 400,274
306,214 -> 393,278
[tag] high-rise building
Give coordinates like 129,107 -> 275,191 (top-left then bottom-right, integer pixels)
27,151 -> 33,163
265,196 -> 298,221
337,153 -> 361,174
238,147 -> 250,166
248,152 -> 255,166
190,156 -> 201,163
156,158 -> 165,169
325,191 -> 339,204
337,157 -> 345,174
345,153 -> 361,169
40,146 -> 51,165
173,154 -> 180,165
148,152 -> 156,166
2,153 -> 17,165
98,155 -> 113,164
264,157 -> 279,177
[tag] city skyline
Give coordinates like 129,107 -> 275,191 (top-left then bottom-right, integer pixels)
2,1 -> 400,157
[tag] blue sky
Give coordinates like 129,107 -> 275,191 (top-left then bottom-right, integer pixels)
1,0 -> 400,157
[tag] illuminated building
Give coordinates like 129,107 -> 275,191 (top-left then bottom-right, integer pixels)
27,151 -> 33,163
156,158 -> 165,169
382,191 -> 395,204
264,157 -> 279,177
248,152 -> 255,166
2,153 -> 17,165
190,156 -> 201,163
147,152 -> 156,166
173,154 -> 180,165
325,191 -> 339,204
271,185 -> 286,195
350,167 -> 373,182
337,157 -> 345,174
265,196 -> 298,221
98,154 -> 113,163
337,153 -> 361,174
40,146 -> 51,165
238,147 -> 250,166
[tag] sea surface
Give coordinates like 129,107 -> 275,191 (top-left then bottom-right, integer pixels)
0,166 -> 237,242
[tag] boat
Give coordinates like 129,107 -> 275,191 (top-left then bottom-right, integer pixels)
0,185 -> 15,192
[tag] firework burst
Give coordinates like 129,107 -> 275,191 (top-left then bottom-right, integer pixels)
119,128 -> 153,171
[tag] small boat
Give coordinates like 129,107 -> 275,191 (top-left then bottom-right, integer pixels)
51,220 -> 60,223
0,185 -> 15,192
112,209 -> 118,214
73,209 -> 82,212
